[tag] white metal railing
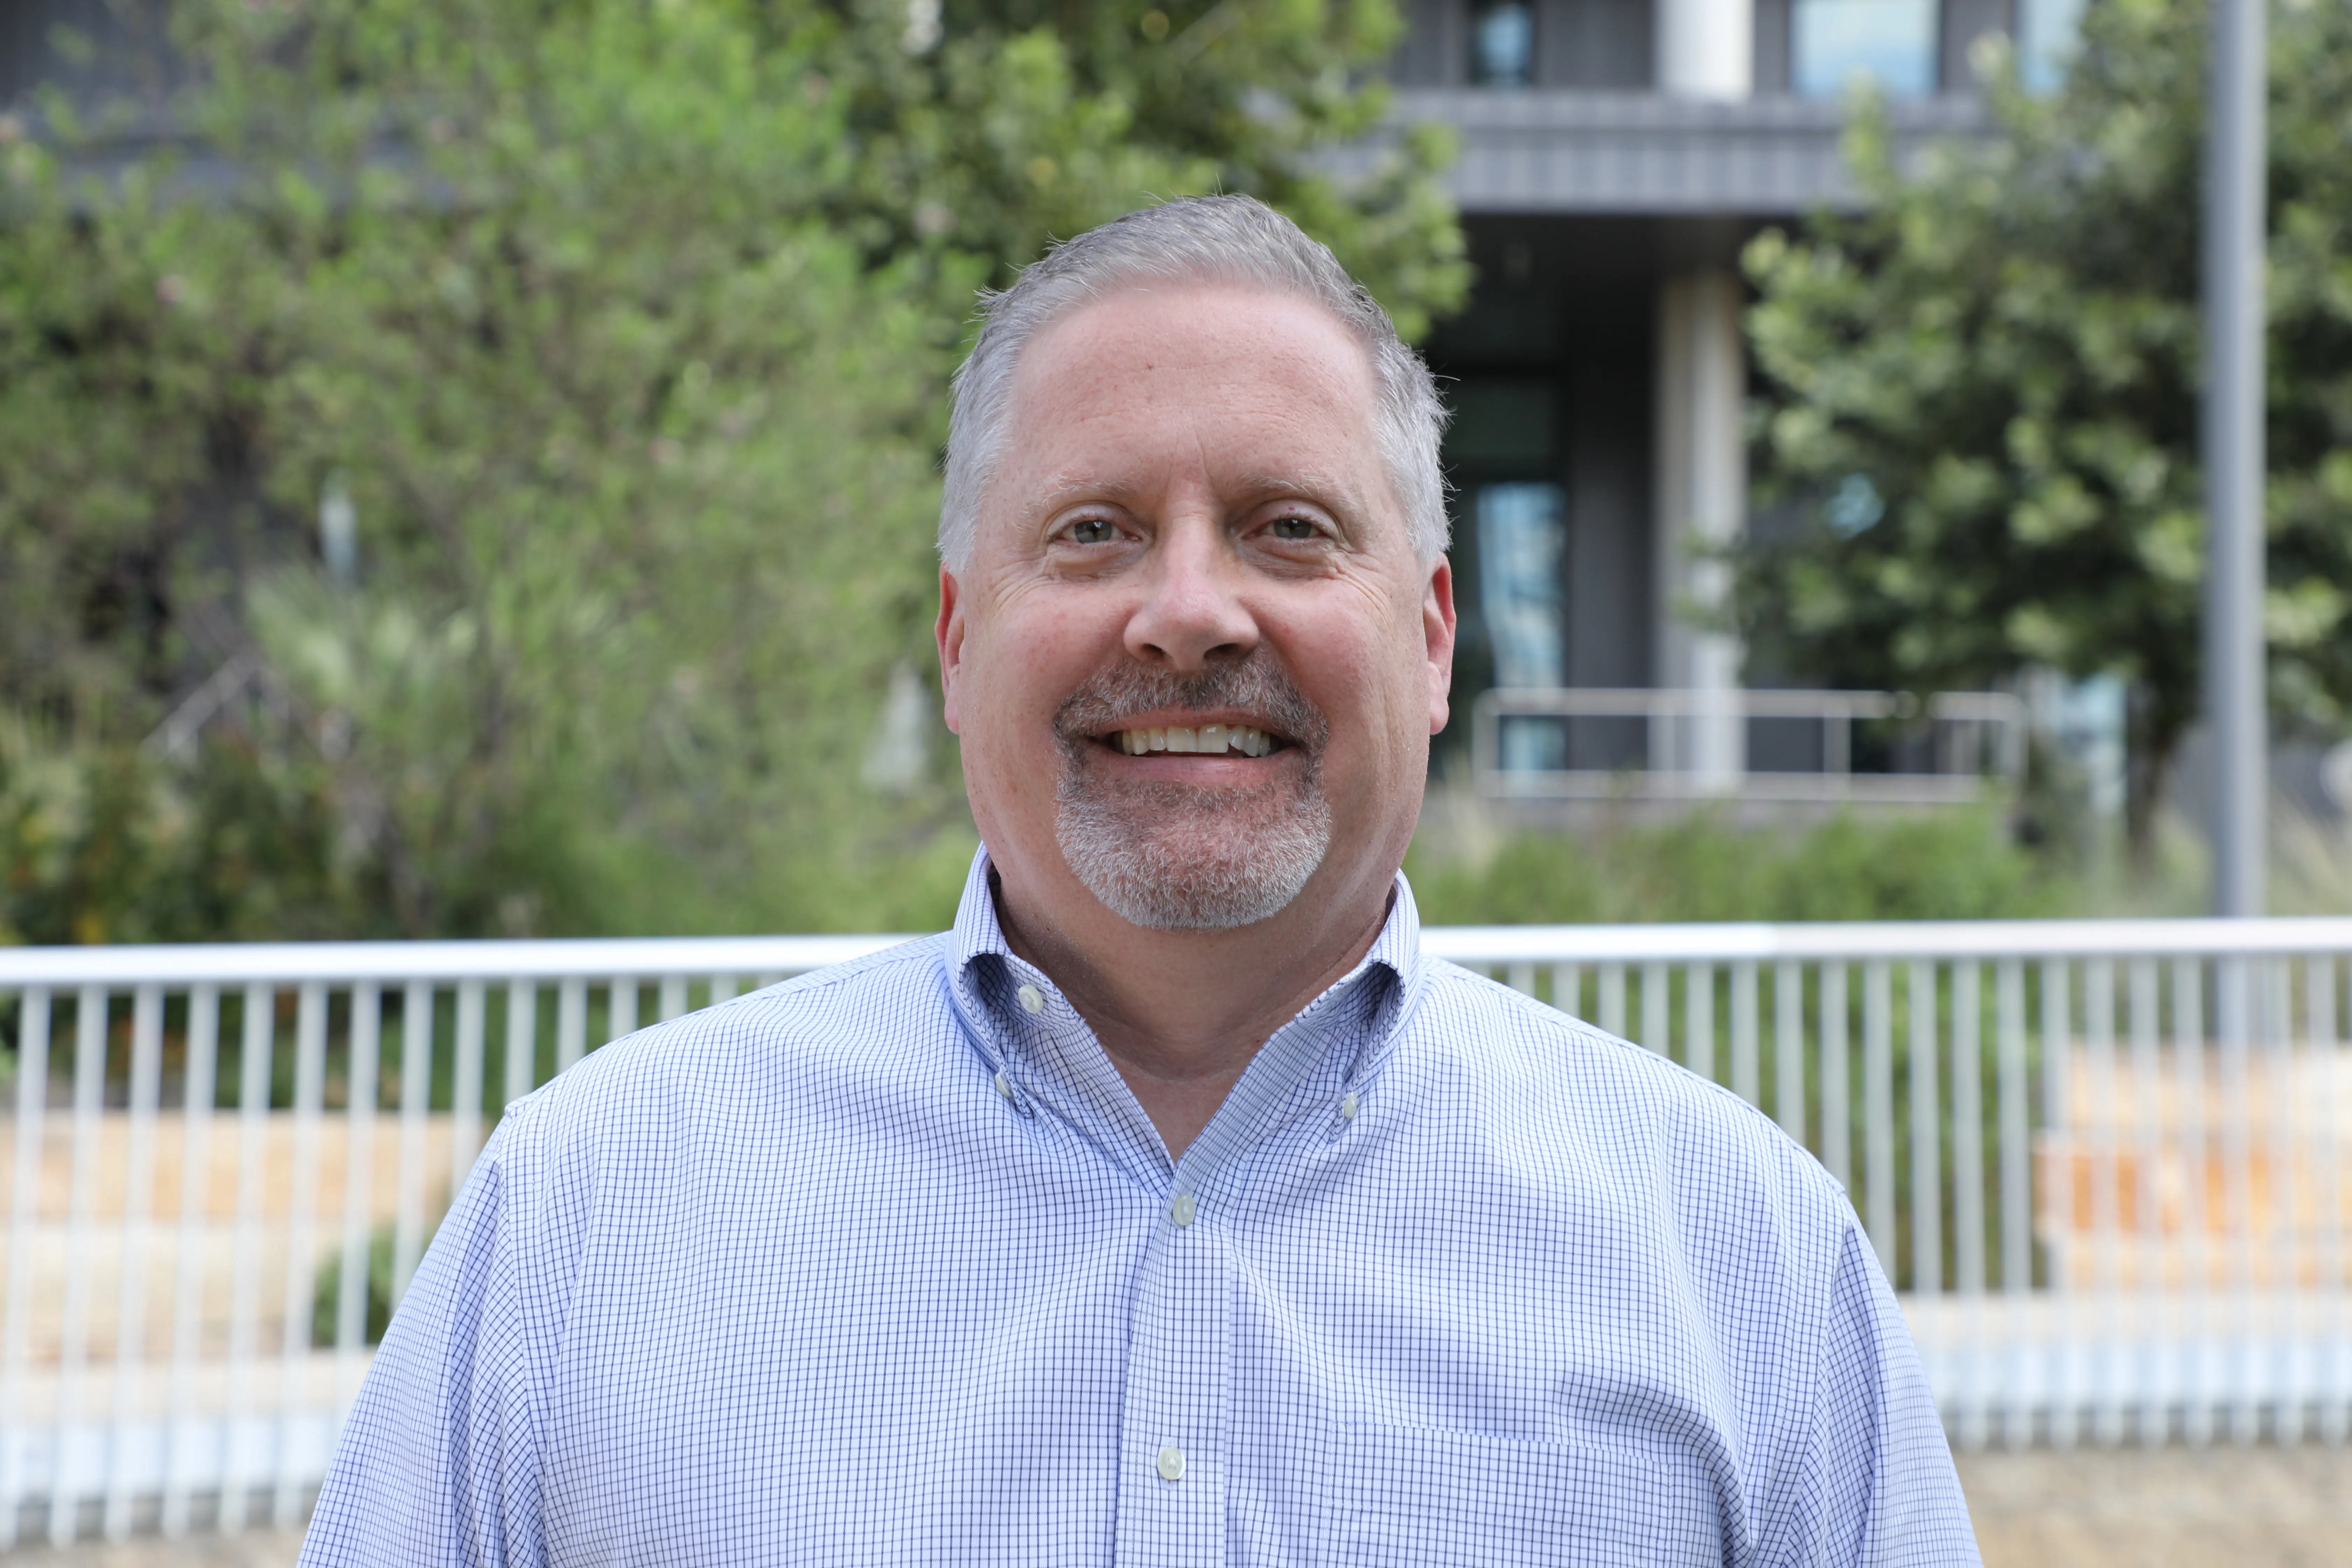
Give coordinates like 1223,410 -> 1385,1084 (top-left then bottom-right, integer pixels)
1471,687 -> 2029,802
6,918 -> 2352,1542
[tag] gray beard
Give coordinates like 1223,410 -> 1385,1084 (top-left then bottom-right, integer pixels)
1051,656 -> 1332,931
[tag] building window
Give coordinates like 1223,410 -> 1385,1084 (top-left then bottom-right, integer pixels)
1475,482 -> 1566,771
1792,0 -> 1937,97
1470,1 -> 1536,88
2018,0 -> 2087,91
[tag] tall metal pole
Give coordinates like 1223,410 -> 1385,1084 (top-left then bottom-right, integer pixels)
2202,0 -> 2267,917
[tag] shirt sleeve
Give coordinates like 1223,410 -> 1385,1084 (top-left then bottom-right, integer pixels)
1780,1218 -> 1983,1568
298,1111 -> 548,1568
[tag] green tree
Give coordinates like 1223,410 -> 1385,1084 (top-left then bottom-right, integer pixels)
0,0 -> 1466,942
1737,0 -> 2352,848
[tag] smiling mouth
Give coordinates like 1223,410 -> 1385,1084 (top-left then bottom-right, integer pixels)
1105,723 -> 1281,758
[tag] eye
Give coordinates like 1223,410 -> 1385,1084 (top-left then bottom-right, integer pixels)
1267,514 -> 1321,542
1066,516 -> 1118,545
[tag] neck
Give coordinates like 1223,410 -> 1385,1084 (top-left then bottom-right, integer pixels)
990,858 -> 1396,1162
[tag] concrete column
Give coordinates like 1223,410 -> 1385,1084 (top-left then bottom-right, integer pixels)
1657,0 -> 1754,98
1655,269 -> 1748,793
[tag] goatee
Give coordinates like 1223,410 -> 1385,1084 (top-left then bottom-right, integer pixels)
1051,654 -> 1331,931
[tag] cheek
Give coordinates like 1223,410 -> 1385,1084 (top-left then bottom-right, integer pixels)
1297,610 -> 1427,771
966,591 -> 1113,732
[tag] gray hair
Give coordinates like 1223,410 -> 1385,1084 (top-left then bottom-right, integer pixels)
938,195 -> 1450,570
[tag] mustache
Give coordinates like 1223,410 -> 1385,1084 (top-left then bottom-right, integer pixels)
1052,654 -> 1329,757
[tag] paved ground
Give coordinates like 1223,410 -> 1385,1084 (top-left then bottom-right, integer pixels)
7,1447 -> 2352,1564
0,1535 -> 300,1567
1960,1445 -> 2352,1568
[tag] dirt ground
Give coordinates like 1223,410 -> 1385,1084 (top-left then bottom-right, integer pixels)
7,1447 -> 2352,1564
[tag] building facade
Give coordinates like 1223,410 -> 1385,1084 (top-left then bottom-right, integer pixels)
1386,0 -> 2070,796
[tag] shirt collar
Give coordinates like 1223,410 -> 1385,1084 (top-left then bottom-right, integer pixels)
944,844 -> 1428,1158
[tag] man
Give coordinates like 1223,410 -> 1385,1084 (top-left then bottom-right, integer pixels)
302,196 -> 1979,1566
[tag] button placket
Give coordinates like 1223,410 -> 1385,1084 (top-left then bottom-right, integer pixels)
1115,1188 -> 1231,1566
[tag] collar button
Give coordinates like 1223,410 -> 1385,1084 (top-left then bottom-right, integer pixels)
1017,983 -> 1045,1015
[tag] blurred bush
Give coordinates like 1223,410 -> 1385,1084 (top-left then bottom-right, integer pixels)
0,0 -> 1466,942
1406,808 -> 2057,925
312,1223 -> 403,1349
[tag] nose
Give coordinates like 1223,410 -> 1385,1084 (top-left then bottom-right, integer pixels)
1122,517 -> 1260,672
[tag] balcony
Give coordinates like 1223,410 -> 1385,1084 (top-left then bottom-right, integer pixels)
1471,686 -> 2028,803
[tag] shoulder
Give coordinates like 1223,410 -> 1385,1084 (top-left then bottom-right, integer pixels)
488,933 -> 970,1182
1399,958 -> 1852,1260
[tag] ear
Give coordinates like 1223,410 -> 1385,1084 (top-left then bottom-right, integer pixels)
936,567 -> 967,735
1423,556 -> 1457,735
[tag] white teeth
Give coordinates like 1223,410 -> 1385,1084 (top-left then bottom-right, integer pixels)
1112,724 -> 1275,757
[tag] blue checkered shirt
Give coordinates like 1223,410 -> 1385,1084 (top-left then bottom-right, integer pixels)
301,851 -> 1978,1567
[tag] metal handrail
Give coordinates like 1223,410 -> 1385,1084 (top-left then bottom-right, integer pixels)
1469,686 -> 2029,801
0,934 -> 912,986
9,916 -> 2352,982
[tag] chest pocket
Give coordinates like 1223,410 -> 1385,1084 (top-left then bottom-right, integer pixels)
1336,1424 -> 1723,1568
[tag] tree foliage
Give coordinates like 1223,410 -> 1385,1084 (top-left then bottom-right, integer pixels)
1738,0 -> 2352,842
0,0 -> 1466,942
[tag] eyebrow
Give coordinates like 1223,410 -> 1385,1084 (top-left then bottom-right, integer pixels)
1031,470 -> 1366,511
1233,470 -> 1366,511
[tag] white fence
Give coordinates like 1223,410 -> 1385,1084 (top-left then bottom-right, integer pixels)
5,919 -> 2352,1543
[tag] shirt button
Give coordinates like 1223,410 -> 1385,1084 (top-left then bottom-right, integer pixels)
1340,1092 -> 1359,1120
994,1071 -> 1013,1100
1156,1444 -> 1186,1482
1017,984 -> 1045,1015
1168,1193 -> 1196,1228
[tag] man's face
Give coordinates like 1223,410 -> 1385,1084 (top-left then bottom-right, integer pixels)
938,285 -> 1454,933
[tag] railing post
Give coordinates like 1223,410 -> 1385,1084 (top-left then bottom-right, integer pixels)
103,985 -> 165,1540
0,987 -> 50,1549
1732,961 -> 1761,1108
336,985 -> 383,1426
1774,960 -> 1805,1147
274,982 -> 329,1528
391,982 -> 434,1312
1910,962 -> 1944,1298
2042,958 -> 2078,1449
1821,963 -> 1851,1192
504,980 -> 538,1108
221,983 -> 274,1532
1641,962 -> 1671,1056
160,983 -> 218,1538
52,986 -> 109,1545
2172,957 -> 2214,1447
2127,958 -> 2165,1446
1996,958 -> 2029,1449
1686,962 -> 1715,1085
2310,956 -> 2348,1444
1865,961 -> 1897,1281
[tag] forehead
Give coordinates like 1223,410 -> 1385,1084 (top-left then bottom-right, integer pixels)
999,284 -> 1383,484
